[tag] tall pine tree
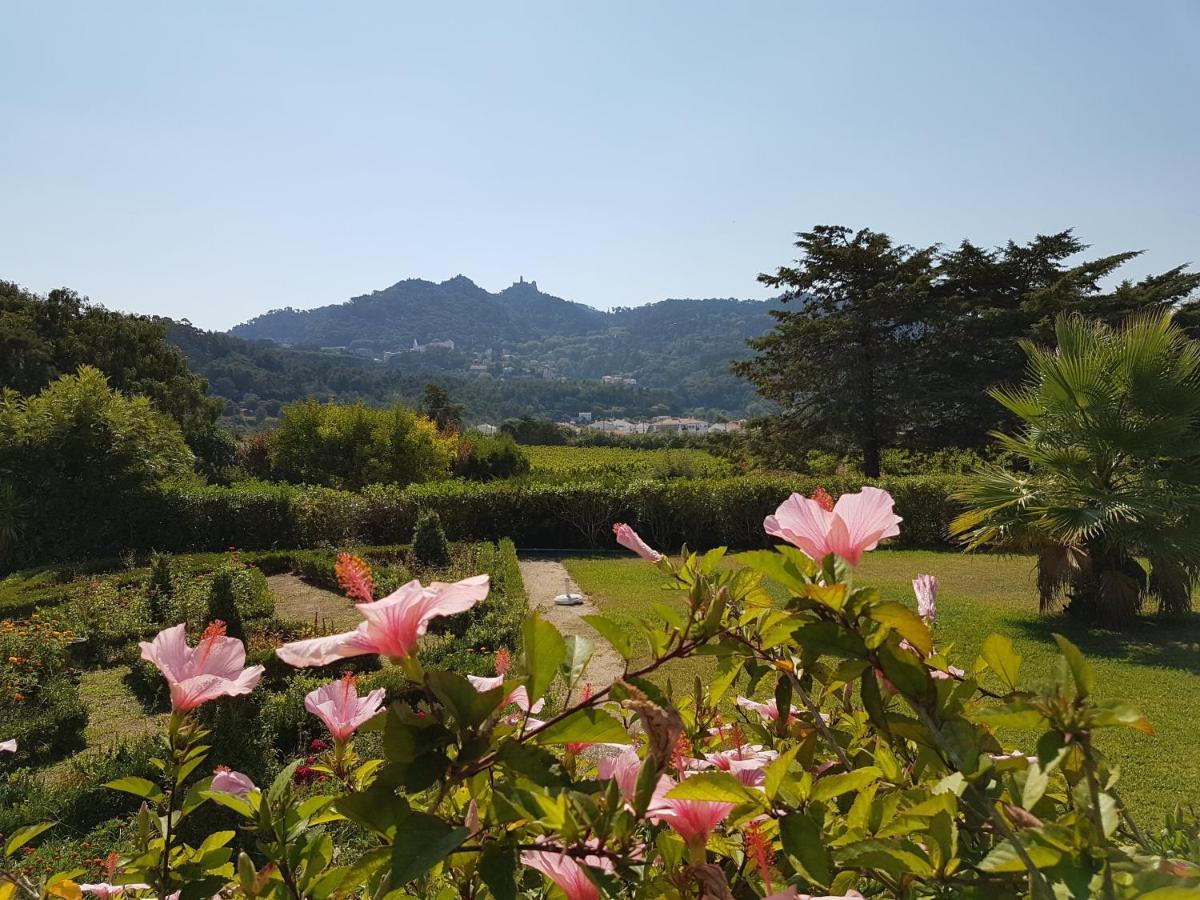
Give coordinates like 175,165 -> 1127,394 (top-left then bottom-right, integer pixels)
736,227 -> 1200,475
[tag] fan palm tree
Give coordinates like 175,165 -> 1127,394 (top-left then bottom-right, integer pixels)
952,312 -> 1200,624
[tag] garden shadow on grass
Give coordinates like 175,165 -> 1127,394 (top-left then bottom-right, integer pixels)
1009,612 -> 1200,675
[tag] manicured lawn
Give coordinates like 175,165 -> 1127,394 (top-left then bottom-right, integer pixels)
563,549 -> 1200,823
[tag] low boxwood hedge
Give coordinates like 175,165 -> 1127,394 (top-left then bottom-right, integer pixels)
22,475 -> 965,564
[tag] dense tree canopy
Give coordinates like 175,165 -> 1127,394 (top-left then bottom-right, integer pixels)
0,281 -> 232,478
736,226 -> 1200,476
269,399 -> 455,490
0,367 -> 196,565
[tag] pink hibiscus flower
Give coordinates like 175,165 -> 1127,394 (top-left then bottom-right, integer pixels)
736,696 -> 799,725
304,673 -> 386,742
651,775 -> 737,849
913,574 -> 938,623
211,766 -> 256,798
276,575 -> 489,667
0,739 -> 15,753
139,622 -> 264,712
466,673 -> 545,714
597,745 -> 642,801
612,523 -> 663,562
706,745 -> 778,788
521,849 -> 608,900
764,487 -> 902,566
79,884 -> 150,898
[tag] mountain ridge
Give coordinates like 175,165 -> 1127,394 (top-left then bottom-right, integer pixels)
231,275 -> 776,349
224,275 -> 784,418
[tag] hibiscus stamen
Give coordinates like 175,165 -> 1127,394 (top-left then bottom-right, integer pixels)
198,620 -> 227,665
334,552 -> 376,604
339,671 -> 356,705
495,646 -> 511,675
813,487 -> 834,512
743,821 -> 774,891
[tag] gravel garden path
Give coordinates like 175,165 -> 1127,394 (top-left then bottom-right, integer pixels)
268,574 -> 361,630
517,555 -> 626,693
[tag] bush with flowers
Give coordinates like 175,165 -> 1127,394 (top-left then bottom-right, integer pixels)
0,615 -> 87,766
2,487 -> 1198,899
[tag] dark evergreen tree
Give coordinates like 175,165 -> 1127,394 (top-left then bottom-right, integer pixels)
736,227 -> 1200,475
733,226 -> 937,477
421,383 -> 465,433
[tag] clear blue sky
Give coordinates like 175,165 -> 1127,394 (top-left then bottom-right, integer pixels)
2,2 -> 1196,331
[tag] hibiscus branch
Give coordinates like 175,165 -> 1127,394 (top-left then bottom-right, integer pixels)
723,630 -> 854,772
460,636 -> 704,780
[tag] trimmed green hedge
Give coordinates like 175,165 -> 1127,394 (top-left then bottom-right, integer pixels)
35,475 -> 964,563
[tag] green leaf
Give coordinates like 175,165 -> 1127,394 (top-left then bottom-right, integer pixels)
202,790 -> 253,818
972,704 -> 1047,731
1052,633 -> 1093,699
390,811 -> 469,886
425,670 -> 505,730
978,839 -> 1061,872
878,643 -> 931,701
522,615 -> 566,702
979,633 -> 1022,692
1090,699 -> 1154,735
494,742 -> 570,787
478,842 -> 518,900
763,744 -> 801,802
559,635 -> 594,687
811,766 -> 882,803
5,823 -> 53,858
733,549 -> 812,595
665,770 -> 761,805
869,600 -> 933,656
779,812 -> 830,887
580,615 -> 633,660
268,759 -> 302,810
196,830 -> 236,854
790,621 -> 867,659
335,783 -> 407,838
533,709 -> 632,746
103,777 -> 164,804
1036,731 -> 1070,773
1022,763 -> 1050,809
338,847 -> 390,896
838,839 -> 934,878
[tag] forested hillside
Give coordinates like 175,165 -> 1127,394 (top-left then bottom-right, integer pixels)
166,322 -> 727,425
229,275 -> 781,412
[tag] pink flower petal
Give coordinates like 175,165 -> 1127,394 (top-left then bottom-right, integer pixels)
764,493 -> 837,561
831,486 -> 902,561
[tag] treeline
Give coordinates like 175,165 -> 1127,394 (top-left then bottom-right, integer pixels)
0,281 -> 235,478
738,227 -> 1200,475
165,321 -> 713,426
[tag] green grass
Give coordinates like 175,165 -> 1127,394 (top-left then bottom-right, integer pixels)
522,445 -> 734,481
563,549 -> 1200,824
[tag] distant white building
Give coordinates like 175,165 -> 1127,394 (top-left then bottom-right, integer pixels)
648,416 -> 709,435
707,420 -> 745,434
601,375 -> 638,386
588,418 -> 647,435
411,338 -> 455,353
476,424 -> 499,435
